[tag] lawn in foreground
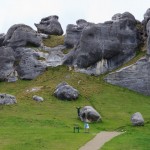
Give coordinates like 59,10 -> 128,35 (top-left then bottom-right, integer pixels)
0,65 -> 149,150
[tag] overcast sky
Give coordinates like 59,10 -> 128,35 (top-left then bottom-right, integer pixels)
0,0 -> 149,33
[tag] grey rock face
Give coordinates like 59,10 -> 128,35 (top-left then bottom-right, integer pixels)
0,33 -> 5,47
131,112 -> 144,126
41,45 -> 66,67
79,106 -> 101,122
7,71 -> 18,82
15,47 -> 46,80
3,24 -> 42,47
105,57 -> 150,96
54,82 -> 79,100
146,20 -> 150,56
105,12 -> 150,96
144,8 -> 150,21
33,95 -> 44,102
0,46 -> 16,81
64,12 -> 141,75
142,8 -> 150,36
37,33 -> 49,39
14,47 -> 38,60
64,19 -> 90,48
35,15 -> 63,35
0,93 -> 17,105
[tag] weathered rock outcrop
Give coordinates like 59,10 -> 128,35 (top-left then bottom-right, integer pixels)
105,13 -> 150,96
54,82 -> 79,100
0,46 -> 16,81
12,45 -> 67,80
15,47 -> 46,80
3,24 -> 42,47
142,8 -> 150,36
35,15 -> 63,35
79,106 -> 101,122
131,112 -> 144,126
64,19 -> 91,48
0,93 -> 17,105
104,57 -> 150,95
146,20 -> 150,56
64,12 -> 142,75
41,45 -> 66,67
0,33 -> 5,47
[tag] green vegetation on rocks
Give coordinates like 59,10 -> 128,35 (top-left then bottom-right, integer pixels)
43,35 -> 64,47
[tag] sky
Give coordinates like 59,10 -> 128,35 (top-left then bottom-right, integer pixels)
0,0 -> 149,33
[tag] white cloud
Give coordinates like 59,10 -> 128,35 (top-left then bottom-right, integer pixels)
0,0 -> 149,33
86,0 -> 148,23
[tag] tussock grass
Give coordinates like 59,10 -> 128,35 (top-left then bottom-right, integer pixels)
43,35 -> 64,47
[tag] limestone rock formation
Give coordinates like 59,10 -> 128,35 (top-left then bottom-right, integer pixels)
104,57 -> 150,95
3,24 -> 42,47
54,82 -> 79,100
104,12 -> 150,96
42,45 -> 66,67
0,93 -> 17,105
146,20 -> 150,56
33,95 -> 44,102
64,12 -> 141,75
0,33 -> 5,47
16,48 -> 46,80
17,56 -> 46,80
131,112 -> 144,126
64,19 -> 90,48
79,106 -> 101,122
35,15 -> 63,35
142,8 -> 150,36
0,46 -> 16,81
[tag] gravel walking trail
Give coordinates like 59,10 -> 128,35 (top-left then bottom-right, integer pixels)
79,131 -> 123,150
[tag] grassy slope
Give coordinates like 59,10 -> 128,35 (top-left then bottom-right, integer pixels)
0,36 -> 149,150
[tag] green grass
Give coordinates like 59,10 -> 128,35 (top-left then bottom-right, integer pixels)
0,36 -> 150,149
43,35 -> 64,47
0,65 -> 149,150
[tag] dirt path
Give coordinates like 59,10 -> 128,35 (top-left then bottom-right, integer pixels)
79,131 -> 123,150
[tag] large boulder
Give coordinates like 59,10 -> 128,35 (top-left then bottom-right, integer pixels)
3,24 -> 42,47
105,15 -> 150,96
0,46 -> 16,81
79,106 -> 101,122
104,57 -> 150,95
35,15 -> 63,35
131,112 -> 144,126
15,47 -> 46,80
64,19 -> 91,48
0,93 -> 17,105
63,12 -> 141,75
54,82 -> 79,100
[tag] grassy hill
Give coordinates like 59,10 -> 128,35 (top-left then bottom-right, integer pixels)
0,36 -> 149,150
